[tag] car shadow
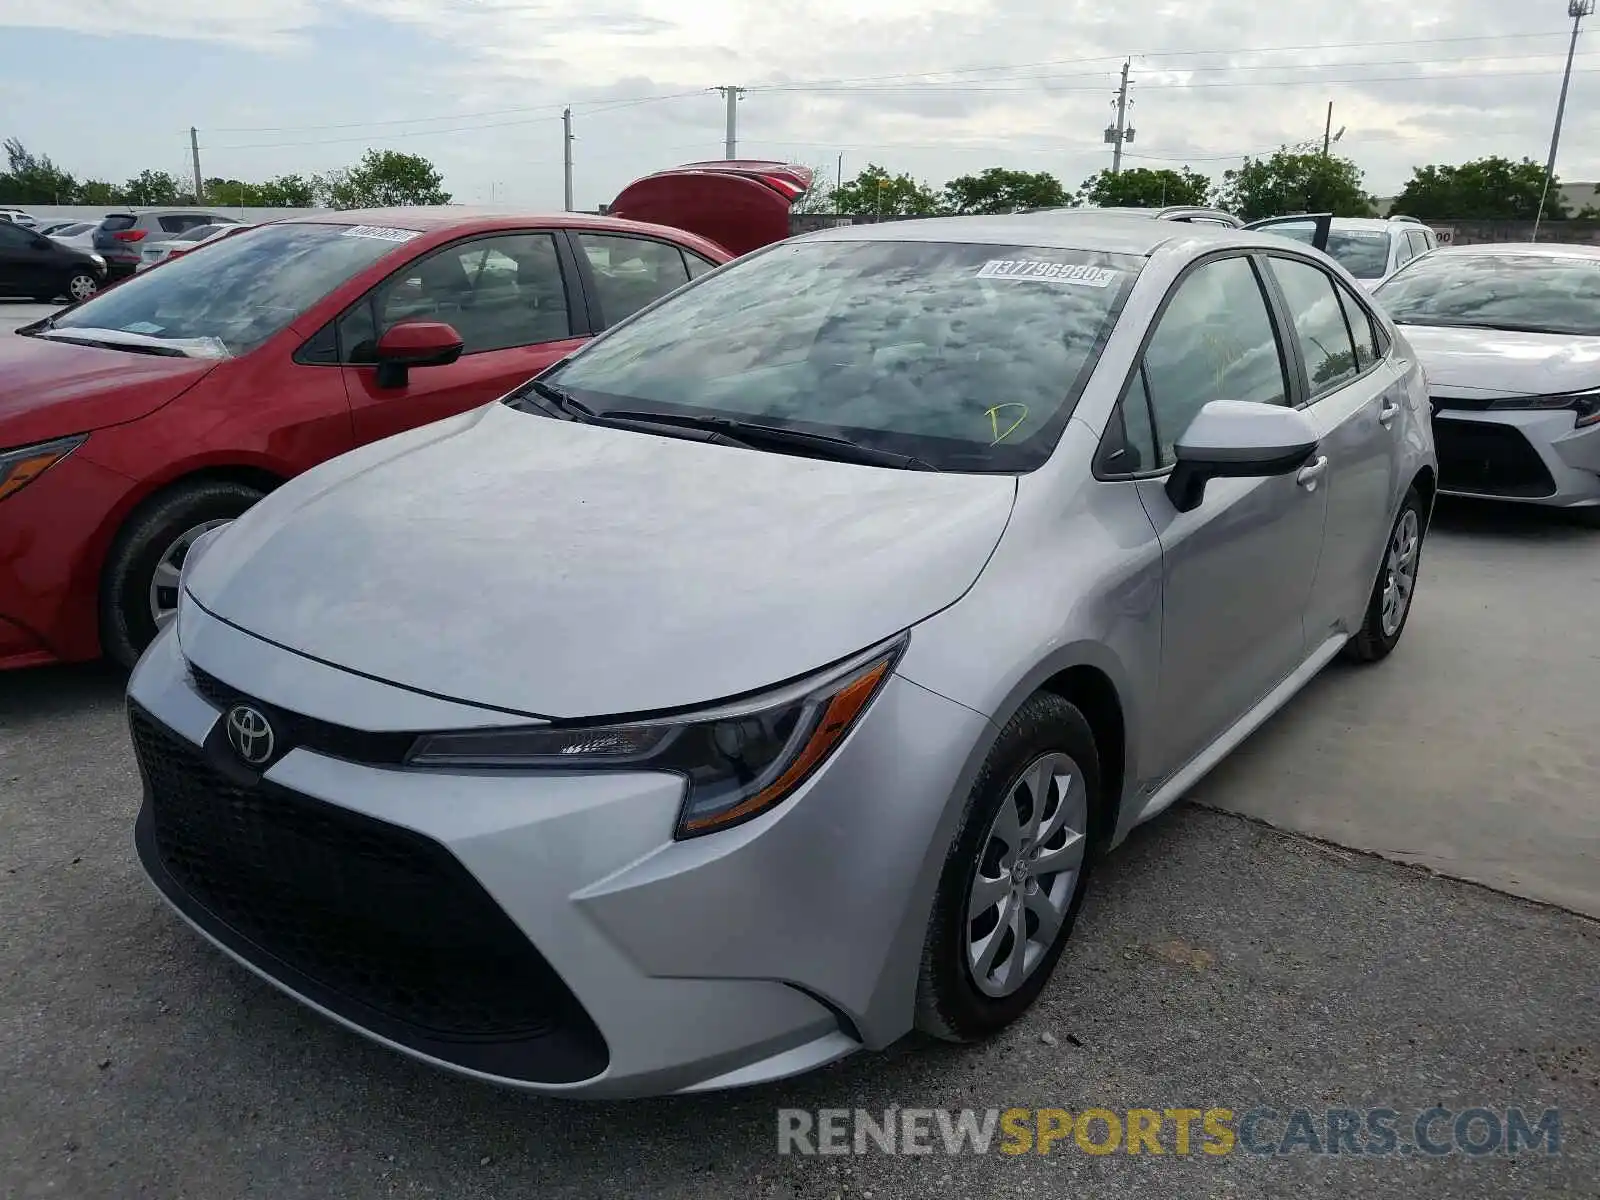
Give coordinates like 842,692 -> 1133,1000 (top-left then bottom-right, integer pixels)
0,660 -> 126,725
1429,494 -> 1598,542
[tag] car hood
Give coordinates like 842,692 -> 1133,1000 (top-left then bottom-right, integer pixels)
1398,324 -> 1600,398
186,402 -> 1019,719
0,331 -> 218,445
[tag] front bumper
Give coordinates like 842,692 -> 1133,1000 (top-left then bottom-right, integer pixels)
127,604 -> 991,1096
1432,406 -> 1600,507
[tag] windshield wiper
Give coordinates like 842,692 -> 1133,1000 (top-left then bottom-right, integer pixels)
595,408 -> 941,471
519,379 -> 598,421
32,332 -> 187,356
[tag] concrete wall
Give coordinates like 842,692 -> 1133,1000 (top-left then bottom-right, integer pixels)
1428,221 -> 1600,246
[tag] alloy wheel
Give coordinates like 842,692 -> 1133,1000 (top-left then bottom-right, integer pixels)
965,751 -> 1088,998
68,273 -> 97,302
148,520 -> 230,629
1380,508 -> 1421,638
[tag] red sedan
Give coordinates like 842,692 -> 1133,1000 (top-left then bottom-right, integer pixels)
0,169 -> 809,670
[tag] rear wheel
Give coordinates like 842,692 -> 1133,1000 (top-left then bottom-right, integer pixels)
100,481 -> 265,669
915,692 -> 1100,1042
1344,486 -> 1426,663
65,271 -> 98,303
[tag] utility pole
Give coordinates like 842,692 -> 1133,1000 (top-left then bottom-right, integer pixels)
562,107 -> 574,211
716,86 -> 745,158
1535,0 -> 1594,240
1104,60 -> 1135,174
189,127 -> 204,202
1323,102 -> 1334,156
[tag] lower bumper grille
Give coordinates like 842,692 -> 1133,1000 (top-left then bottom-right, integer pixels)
1433,418 -> 1557,498
129,704 -> 608,1083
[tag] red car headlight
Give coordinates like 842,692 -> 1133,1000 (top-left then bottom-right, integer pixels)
0,434 -> 86,503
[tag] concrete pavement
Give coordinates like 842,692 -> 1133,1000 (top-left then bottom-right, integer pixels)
1196,499 -> 1600,917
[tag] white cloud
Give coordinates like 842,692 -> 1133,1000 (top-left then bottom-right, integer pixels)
3,0 -> 1597,207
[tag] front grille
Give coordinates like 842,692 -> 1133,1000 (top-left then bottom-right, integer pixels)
1433,418 -> 1557,498
130,704 -> 608,1083
188,663 -> 416,766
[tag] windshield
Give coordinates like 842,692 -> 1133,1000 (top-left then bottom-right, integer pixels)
1374,253 -> 1600,336
540,238 -> 1141,472
44,222 -> 410,356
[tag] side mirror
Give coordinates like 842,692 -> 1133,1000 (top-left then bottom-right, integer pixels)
1165,400 -> 1320,513
373,320 -> 464,389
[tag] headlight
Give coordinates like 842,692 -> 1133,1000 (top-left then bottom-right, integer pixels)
89,252 -> 106,269
1489,389 -> 1600,427
0,434 -> 86,503
408,634 -> 907,838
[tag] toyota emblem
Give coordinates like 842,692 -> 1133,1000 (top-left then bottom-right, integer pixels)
225,704 -> 276,767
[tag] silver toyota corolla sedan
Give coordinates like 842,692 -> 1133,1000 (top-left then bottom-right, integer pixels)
1374,242 -> 1600,515
127,214 -> 1437,1098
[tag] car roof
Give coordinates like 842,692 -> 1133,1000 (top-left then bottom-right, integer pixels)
270,206 -> 732,258
1429,241 -> 1600,259
797,211 -> 1270,257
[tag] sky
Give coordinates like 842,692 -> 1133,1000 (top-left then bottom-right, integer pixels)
0,1 -> 1596,211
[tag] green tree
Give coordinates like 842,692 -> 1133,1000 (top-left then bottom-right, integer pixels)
1215,147 -> 1377,221
1077,166 -> 1212,209
787,164 -> 838,215
0,139 -> 80,204
943,167 -> 1070,214
76,178 -> 124,204
325,149 -> 450,209
1392,157 -> 1567,221
123,168 -> 187,205
830,163 -> 945,217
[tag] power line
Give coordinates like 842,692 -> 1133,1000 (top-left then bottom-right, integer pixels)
207,89 -> 705,135
758,48 -> 1600,92
758,64 -> 1600,95
200,28 -> 1572,140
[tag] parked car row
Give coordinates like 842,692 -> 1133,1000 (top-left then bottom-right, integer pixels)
1,161 -> 1593,1101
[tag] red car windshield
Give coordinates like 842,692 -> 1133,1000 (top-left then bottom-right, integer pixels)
43,223 -> 414,357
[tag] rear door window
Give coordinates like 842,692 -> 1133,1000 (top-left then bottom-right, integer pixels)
577,233 -> 692,325
1266,256 -> 1361,399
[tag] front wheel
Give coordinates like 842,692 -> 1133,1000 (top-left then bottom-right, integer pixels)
100,481 -> 265,668
914,692 -> 1101,1042
1344,486 -> 1426,663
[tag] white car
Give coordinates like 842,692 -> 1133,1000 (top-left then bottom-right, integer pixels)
1374,242 -> 1600,516
0,207 -> 39,229
1270,216 -> 1438,291
136,222 -> 253,272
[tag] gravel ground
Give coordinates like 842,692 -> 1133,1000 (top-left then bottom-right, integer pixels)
0,405 -> 1596,1197
0,659 -> 1595,1198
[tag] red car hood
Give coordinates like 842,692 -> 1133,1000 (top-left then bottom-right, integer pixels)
0,331 -> 218,446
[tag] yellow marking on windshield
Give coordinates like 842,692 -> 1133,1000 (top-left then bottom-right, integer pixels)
986,403 -> 1030,444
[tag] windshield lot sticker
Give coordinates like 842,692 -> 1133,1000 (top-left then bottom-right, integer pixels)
341,225 -> 421,243
123,322 -> 163,335
977,260 -> 1117,286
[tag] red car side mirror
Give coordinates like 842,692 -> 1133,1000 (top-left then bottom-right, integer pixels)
373,321 -> 464,388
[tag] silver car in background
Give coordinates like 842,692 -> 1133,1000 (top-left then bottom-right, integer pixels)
127,215 -> 1436,1097
1375,242 -> 1600,515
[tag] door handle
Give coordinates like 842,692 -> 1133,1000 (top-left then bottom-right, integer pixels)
1296,455 -> 1329,490
1378,398 -> 1400,427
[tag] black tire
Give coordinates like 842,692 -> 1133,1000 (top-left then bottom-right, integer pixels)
1344,486 -> 1427,664
914,692 -> 1102,1042
100,480 -> 264,669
